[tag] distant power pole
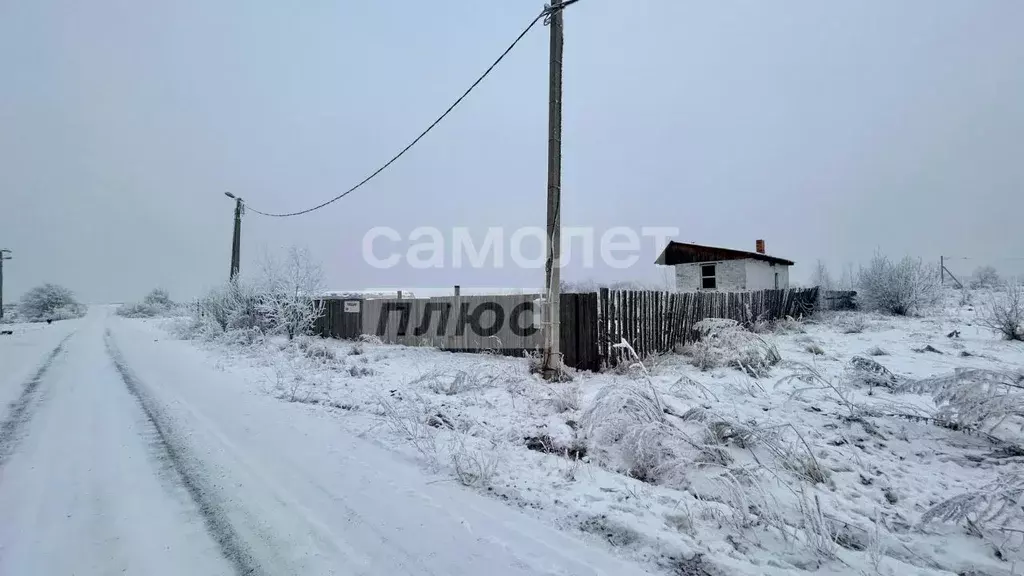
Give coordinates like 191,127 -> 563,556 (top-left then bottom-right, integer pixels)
225,192 -> 244,280
542,1 -> 565,378
0,249 -> 12,320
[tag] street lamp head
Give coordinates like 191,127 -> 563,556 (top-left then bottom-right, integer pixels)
224,192 -> 236,199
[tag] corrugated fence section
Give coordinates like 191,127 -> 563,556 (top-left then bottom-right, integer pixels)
359,294 -> 545,352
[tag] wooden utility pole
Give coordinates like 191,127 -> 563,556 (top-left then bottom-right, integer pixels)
542,2 -> 565,378
0,250 -> 11,320
225,192 -> 243,280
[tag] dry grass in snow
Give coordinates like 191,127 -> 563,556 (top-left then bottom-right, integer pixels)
151,288 -> 1024,576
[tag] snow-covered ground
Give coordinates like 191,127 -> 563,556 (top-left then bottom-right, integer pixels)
144,289 -> 1024,576
0,308 -> 650,575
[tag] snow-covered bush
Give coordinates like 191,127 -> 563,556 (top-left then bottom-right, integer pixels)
296,335 -> 337,363
858,253 -> 941,316
168,314 -> 223,341
683,318 -> 781,377
0,305 -> 23,323
977,281 -> 1023,341
257,247 -> 325,340
117,288 -> 179,318
971,265 -> 1001,289
18,283 -> 86,321
197,280 -> 269,333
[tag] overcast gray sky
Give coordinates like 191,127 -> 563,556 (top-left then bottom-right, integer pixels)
2,0 -> 1022,303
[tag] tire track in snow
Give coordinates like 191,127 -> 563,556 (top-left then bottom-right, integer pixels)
103,329 -> 263,576
0,333 -> 74,468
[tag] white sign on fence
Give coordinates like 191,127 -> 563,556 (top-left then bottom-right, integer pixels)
343,300 -> 361,313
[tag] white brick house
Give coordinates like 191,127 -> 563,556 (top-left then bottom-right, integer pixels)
655,241 -> 794,292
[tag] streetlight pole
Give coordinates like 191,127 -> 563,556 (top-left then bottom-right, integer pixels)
224,192 -> 243,281
0,249 -> 12,320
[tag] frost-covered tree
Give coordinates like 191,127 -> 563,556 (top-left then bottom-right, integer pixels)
258,247 -> 325,340
857,253 -> 941,316
978,281 -> 1023,341
810,260 -> 834,291
143,288 -> 173,307
18,283 -> 86,321
971,265 -> 1001,289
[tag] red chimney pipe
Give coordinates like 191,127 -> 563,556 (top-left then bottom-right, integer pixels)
756,239 -> 765,254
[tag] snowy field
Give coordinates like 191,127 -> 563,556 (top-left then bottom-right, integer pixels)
144,288 -> 1024,576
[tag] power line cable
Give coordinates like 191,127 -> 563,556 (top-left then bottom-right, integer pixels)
245,3 -> 571,218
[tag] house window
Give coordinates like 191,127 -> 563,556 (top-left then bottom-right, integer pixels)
701,264 -> 716,290
774,272 -> 779,289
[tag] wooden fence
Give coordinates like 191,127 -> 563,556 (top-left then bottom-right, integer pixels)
314,287 -> 818,372
822,290 -> 858,311
597,287 -> 819,366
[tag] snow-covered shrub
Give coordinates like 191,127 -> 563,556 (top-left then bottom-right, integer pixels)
117,302 -> 165,318
348,364 -> 374,377
197,280 -> 270,333
357,333 -> 383,345
257,247 -> 325,340
857,253 -> 941,316
168,315 -> 223,341
971,265 -> 1001,289
977,281 -> 1023,341
297,336 -> 337,363
18,283 -> 86,321
898,369 -> 1024,433
117,288 -> 179,318
0,305 -> 23,323
683,319 -> 781,377
958,285 -> 973,307
220,326 -> 265,347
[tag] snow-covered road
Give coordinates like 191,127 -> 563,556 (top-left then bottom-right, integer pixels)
0,310 -> 648,576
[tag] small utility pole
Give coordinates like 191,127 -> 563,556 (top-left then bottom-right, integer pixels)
940,255 -> 944,286
0,249 -> 11,320
542,1 -> 565,378
225,192 -> 243,280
